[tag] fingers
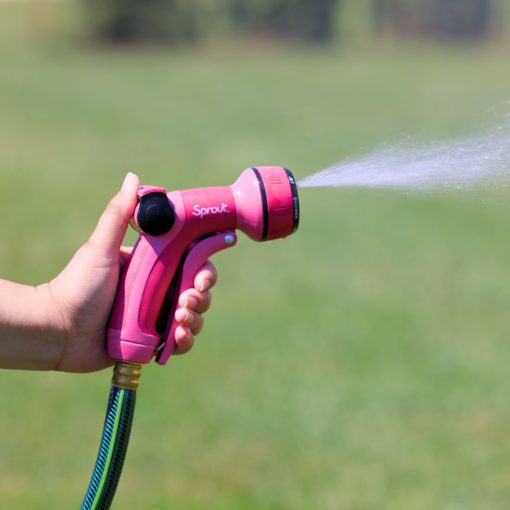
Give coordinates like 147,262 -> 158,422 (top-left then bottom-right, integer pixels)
174,308 -> 203,335
173,260 -> 217,355
178,259 -> 217,312
178,288 -> 212,314
174,326 -> 194,354
173,291 -> 210,355
194,260 -> 217,292
88,172 -> 140,258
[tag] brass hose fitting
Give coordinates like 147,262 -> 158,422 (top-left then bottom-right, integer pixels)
112,361 -> 142,390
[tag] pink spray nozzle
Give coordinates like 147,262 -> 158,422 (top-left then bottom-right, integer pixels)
232,166 -> 300,241
108,165 -> 300,365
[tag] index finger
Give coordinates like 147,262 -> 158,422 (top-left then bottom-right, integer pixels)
194,260 -> 218,292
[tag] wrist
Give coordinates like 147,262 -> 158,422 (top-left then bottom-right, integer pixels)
35,282 -> 69,368
0,279 -> 67,370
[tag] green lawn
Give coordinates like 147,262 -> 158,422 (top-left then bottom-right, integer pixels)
2,4 -> 510,509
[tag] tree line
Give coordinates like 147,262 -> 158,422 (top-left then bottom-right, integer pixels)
83,0 -> 493,45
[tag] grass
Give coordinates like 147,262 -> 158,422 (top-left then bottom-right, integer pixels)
2,3 -> 510,509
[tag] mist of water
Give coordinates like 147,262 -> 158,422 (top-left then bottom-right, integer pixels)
298,120 -> 510,193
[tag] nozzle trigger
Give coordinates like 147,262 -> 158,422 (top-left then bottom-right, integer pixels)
155,230 -> 237,365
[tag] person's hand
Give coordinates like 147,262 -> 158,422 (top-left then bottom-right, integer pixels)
41,172 -> 216,372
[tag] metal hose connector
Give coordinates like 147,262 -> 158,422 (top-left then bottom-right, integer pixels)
112,361 -> 142,390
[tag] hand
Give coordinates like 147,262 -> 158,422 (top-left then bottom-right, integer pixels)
42,172 -> 216,372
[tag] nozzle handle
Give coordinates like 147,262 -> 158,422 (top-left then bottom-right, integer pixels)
155,230 -> 237,364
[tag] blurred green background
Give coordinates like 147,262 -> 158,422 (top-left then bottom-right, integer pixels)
2,1 -> 510,508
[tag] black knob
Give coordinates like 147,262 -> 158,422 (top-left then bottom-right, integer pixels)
137,192 -> 175,236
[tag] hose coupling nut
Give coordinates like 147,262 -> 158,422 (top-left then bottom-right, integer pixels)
112,361 -> 142,390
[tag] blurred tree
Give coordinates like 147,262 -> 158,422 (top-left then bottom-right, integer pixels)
231,0 -> 339,43
83,0 -> 198,44
372,0 -> 428,35
373,0 -> 492,39
433,0 -> 491,38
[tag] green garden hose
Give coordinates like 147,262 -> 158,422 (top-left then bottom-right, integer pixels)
80,362 -> 141,510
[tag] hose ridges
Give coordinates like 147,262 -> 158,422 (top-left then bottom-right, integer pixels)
81,362 -> 140,510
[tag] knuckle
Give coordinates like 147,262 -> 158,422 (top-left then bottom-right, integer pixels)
192,315 -> 204,335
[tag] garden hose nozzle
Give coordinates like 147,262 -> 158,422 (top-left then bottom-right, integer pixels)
81,166 -> 300,510
107,166 -> 300,365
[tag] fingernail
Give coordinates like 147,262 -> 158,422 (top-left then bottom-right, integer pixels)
121,172 -> 137,192
198,279 -> 211,292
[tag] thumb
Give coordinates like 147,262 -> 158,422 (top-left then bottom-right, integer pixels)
88,172 -> 140,257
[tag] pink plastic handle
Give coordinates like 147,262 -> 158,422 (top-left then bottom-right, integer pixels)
156,230 -> 237,364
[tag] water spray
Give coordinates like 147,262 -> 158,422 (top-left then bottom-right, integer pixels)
299,121 -> 510,192
80,166 -> 299,509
